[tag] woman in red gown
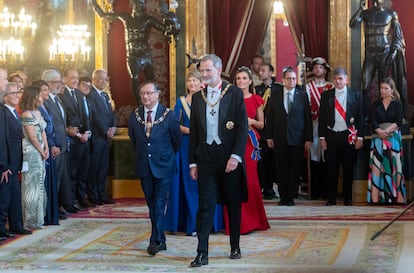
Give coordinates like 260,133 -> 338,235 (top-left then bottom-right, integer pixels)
224,66 -> 270,234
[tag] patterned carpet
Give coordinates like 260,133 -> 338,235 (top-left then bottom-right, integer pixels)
1,199 -> 413,273
73,198 -> 414,221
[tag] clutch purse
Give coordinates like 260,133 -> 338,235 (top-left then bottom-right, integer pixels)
372,122 -> 394,138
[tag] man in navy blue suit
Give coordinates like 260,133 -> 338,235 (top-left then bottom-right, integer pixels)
128,81 -> 180,256
87,69 -> 117,205
0,82 -> 32,241
319,67 -> 364,206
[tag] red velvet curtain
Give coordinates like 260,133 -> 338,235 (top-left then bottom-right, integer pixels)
207,0 -> 273,80
282,0 -> 329,61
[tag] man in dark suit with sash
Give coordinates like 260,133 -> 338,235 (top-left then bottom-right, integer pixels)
189,54 -> 248,267
128,81 -> 180,256
318,67 -> 364,206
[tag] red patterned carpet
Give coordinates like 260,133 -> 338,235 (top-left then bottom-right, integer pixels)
71,198 -> 414,222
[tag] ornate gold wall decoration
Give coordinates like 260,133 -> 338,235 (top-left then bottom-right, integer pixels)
328,0 -> 352,79
169,2 -> 178,107
94,0 -> 113,70
185,0 -> 207,67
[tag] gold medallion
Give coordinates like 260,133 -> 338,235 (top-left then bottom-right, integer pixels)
226,121 -> 234,130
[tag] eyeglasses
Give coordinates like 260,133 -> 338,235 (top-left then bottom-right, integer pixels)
6,91 -> 23,96
284,77 -> 297,80
139,91 -> 158,96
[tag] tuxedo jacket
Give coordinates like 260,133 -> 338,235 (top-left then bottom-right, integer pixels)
264,87 -> 312,147
189,82 -> 248,164
128,104 -> 181,179
318,87 -> 364,138
44,96 -> 68,153
2,105 -> 23,174
88,87 -> 116,144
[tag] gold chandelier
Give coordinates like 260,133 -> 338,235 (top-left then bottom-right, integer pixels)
48,24 -> 91,70
0,7 -> 37,67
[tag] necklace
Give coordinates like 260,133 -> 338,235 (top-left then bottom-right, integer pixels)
201,83 -> 232,108
134,107 -> 172,137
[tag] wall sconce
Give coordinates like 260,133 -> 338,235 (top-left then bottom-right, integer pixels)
48,24 -> 91,70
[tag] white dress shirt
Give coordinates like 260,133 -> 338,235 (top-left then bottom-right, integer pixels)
333,87 -> 348,132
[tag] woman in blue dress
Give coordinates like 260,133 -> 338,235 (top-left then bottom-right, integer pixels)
165,71 -> 224,235
33,80 -> 60,225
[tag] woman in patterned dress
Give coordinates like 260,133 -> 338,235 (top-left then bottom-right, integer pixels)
20,86 -> 49,229
367,77 -> 406,204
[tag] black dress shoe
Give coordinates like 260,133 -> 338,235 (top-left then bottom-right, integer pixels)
344,201 -> 353,206
58,208 -> 68,215
64,206 -> 78,213
325,201 -> 336,206
287,200 -> 295,206
278,200 -> 288,206
80,199 -> 96,208
93,200 -> 105,206
10,229 -> 32,235
73,203 -> 87,211
230,248 -> 241,259
190,253 -> 208,267
263,194 -> 276,200
0,232 -> 15,238
101,198 -> 115,204
147,242 -> 166,256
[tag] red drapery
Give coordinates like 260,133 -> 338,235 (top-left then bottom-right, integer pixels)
207,0 -> 273,80
282,0 -> 329,61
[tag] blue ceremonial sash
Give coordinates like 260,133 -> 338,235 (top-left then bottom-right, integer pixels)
248,128 -> 261,161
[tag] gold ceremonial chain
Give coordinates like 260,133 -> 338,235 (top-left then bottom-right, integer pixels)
201,83 -> 232,108
134,107 -> 172,137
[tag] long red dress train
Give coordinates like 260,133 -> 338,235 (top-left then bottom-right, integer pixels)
224,95 -> 270,234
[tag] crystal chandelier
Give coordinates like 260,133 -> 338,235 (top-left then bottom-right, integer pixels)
48,24 -> 91,69
0,7 -> 37,66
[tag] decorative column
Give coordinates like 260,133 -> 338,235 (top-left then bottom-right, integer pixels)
328,0 -> 353,78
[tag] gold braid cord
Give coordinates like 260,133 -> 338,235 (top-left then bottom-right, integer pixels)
201,83 -> 232,108
134,107 -> 172,137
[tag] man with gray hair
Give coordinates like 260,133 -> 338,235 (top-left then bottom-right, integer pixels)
189,54 -> 248,266
318,67 -> 364,206
87,69 -> 116,205
1,82 -> 32,239
42,69 -> 73,218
